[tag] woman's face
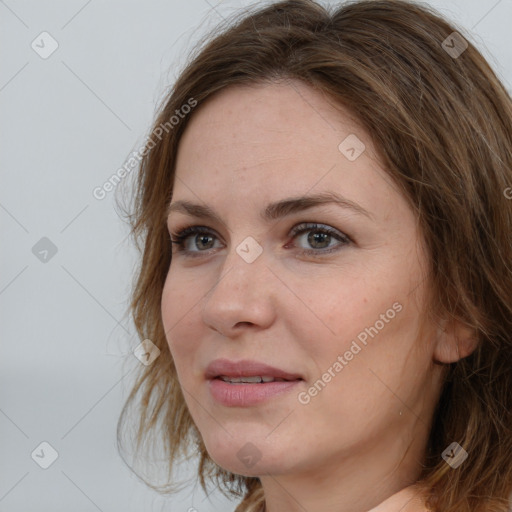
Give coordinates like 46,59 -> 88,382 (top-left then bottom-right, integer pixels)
162,80 -> 444,481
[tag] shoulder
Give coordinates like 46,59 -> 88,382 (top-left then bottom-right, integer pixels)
368,484 -> 429,512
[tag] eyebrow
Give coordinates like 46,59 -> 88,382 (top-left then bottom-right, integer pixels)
166,192 -> 373,224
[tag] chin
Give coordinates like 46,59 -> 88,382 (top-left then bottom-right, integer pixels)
203,435 -> 292,476
208,452 -> 288,477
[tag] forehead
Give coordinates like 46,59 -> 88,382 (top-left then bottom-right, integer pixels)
176,80 -> 373,165
171,80 -> 404,229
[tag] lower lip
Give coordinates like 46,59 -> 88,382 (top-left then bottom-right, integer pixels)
208,378 -> 302,407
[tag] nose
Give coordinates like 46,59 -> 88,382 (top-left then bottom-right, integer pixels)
201,243 -> 278,337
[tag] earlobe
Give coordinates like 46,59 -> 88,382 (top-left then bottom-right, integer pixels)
433,316 -> 478,364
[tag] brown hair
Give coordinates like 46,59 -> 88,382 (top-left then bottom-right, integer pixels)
116,1 -> 512,510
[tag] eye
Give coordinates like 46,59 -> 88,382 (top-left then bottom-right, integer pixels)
169,226 -> 222,257
287,222 -> 351,255
169,222 -> 351,258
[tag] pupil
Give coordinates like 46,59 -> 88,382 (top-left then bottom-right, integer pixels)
308,231 -> 330,248
197,234 -> 213,249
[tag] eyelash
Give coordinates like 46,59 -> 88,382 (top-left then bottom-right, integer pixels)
169,222 -> 351,258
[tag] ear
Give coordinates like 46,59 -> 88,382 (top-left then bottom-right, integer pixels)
433,316 -> 479,364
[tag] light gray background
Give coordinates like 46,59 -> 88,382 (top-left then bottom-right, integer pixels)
1,1 -> 511,511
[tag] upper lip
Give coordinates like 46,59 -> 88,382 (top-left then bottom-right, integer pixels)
205,359 -> 303,381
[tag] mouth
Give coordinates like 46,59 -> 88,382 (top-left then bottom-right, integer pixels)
205,359 -> 304,407
205,358 -> 304,381
215,375 -> 300,384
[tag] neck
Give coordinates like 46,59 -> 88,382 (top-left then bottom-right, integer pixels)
259,425 -> 428,512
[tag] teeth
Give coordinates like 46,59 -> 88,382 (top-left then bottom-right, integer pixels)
223,376 -> 263,383
219,376 -> 287,383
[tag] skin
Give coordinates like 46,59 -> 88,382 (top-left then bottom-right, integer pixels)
161,79 -> 474,512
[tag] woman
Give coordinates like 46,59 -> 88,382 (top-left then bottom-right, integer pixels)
117,1 -> 512,511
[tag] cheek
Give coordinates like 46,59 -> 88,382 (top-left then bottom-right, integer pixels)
297,306 -> 429,440
160,276 -> 174,344
292,275 -> 386,359
161,265 -> 199,329
160,271 -> 201,369
298,269 -> 427,385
